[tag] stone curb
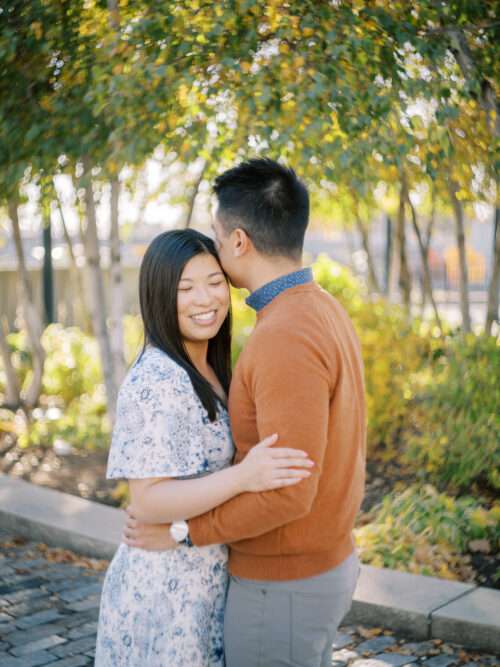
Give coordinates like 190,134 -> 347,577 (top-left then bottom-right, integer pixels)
1,474 -> 499,653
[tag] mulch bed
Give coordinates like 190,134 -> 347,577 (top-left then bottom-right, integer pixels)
1,432 -> 498,590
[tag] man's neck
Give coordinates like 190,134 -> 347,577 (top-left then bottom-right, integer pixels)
244,257 -> 303,294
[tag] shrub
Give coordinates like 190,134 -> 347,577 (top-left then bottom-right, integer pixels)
313,255 -> 431,453
355,484 -> 499,580
42,325 -> 102,406
405,335 -> 500,491
230,286 -> 256,366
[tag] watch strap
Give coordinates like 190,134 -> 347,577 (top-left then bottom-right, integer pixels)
181,533 -> 194,548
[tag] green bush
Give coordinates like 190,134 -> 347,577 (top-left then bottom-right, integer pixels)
17,400 -> 110,451
355,484 -> 499,580
405,335 -> 500,491
42,324 -> 102,406
0,330 -> 32,393
313,255 -> 432,453
230,286 -> 256,366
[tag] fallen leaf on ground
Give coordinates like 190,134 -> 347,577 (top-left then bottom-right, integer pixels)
358,627 -> 383,639
468,539 -> 491,553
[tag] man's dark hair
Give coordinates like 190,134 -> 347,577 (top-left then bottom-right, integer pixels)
213,158 -> 309,259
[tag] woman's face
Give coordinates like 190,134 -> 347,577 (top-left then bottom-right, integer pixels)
177,252 -> 230,344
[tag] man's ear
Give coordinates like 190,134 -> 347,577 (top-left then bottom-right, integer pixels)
232,228 -> 252,257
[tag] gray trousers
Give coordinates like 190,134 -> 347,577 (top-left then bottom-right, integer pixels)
224,551 -> 360,667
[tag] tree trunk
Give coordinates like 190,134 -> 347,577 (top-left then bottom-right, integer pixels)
0,317 -> 20,408
384,215 -> 392,296
485,206 -> 500,335
396,172 -> 412,310
109,176 -> 126,387
407,195 -> 443,333
8,196 -> 45,409
41,204 -> 55,325
420,185 -> 437,314
53,181 -> 92,332
353,209 -> 380,293
81,160 -> 117,421
184,162 -> 206,229
448,179 -> 472,333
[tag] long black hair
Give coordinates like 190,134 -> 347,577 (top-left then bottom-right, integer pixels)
139,229 -> 232,421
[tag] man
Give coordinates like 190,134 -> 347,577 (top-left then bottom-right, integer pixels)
125,159 -> 366,667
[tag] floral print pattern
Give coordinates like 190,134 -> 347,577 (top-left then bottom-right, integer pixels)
95,346 -> 234,666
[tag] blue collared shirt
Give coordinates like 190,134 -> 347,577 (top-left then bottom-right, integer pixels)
245,267 -> 314,312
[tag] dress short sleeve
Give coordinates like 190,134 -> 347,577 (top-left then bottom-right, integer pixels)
106,347 -> 205,479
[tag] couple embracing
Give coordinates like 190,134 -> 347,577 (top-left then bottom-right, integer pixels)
95,159 -> 366,667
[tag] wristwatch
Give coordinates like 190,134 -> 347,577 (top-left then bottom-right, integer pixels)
169,520 -> 193,547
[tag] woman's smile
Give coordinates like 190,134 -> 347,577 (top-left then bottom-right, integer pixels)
190,309 -> 218,326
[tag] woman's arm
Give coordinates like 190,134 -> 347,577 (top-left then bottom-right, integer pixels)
128,434 -> 314,523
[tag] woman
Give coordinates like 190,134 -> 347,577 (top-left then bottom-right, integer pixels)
95,230 -> 313,666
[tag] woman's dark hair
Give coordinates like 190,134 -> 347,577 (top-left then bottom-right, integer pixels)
139,229 -> 231,421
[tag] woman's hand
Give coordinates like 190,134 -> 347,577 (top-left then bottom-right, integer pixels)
122,507 -> 177,551
236,434 -> 314,493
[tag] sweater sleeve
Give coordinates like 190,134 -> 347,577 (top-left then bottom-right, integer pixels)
188,328 -> 335,546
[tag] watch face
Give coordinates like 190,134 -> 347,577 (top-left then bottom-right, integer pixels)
170,522 -> 189,543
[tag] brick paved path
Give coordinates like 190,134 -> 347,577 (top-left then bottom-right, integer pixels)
0,530 -> 498,667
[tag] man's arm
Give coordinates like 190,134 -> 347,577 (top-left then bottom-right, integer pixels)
189,330 -> 335,547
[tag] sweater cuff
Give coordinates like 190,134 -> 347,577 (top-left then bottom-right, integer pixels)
188,514 -> 213,547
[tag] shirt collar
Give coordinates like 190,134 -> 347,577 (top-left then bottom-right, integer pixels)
245,267 -> 313,312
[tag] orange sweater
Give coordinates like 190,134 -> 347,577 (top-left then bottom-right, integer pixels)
189,282 -> 366,580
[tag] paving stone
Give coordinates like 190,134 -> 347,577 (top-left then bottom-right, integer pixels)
0,650 -> 59,666
0,621 -> 17,634
51,635 -> 97,658
399,641 -> 437,657
15,608 -> 64,629
357,636 -> 397,654
375,654 -> 418,665
8,572 -> 50,586
45,579 -> 93,594
332,632 -> 354,650
67,621 -> 97,640
19,650 -> 60,666
0,577 -> 46,596
14,558 -> 54,570
331,648 -> 360,663
4,622 -> 67,645
0,654 -> 25,667
45,565 -> 87,578
2,587 -> 51,605
10,634 -> 67,655
421,656 -> 458,667
58,610 -> 99,628
64,595 -> 101,612
7,595 -> 58,617
352,655 -> 417,667
57,583 -> 103,603
51,657 -> 91,667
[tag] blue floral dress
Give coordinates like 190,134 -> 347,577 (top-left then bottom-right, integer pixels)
95,346 -> 234,667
